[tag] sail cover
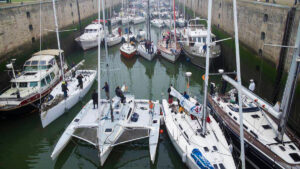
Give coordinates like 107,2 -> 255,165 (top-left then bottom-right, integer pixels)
170,87 -> 203,117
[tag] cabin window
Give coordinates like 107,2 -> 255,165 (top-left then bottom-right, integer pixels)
39,60 -> 46,65
50,72 -> 55,80
204,147 -> 209,152
197,37 -> 201,42
289,145 -> 296,150
262,124 -> 271,129
19,82 -> 27,88
30,82 -> 38,87
203,37 -> 206,43
289,153 -> 300,162
233,116 -> 237,120
219,163 -> 226,169
279,146 -> 286,151
49,58 -> 55,65
31,60 -> 38,65
41,79 -> 46,87
12,83 -> 16,88
213,146 -> 218,151
251,114 -> 260,119
243,124 -> 248,129
46,75 -> 51,84
24,61 -> 31,66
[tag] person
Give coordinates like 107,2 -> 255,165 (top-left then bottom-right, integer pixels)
183,91 -> 190,99
118,27 -> 122,36
71,62 -> 75,68
129,27 -> 132,34
249,79 -> 255,92
179,106 -> 184,114
92,89 -> 98,109
210,82 -> 216,95
102,82 -> 109,100
203,43 -> 207,54
149,100 -> 154,115
220,78 -> 227,95
150,41 -> 154,53
61,81 -> 68,98
166,35 -> 170,49
77,74 -> 83,89
115,86 -> 126,103
167,84 -> 173,104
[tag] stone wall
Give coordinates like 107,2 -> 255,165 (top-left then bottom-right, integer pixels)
0,0 -> 120,63
180,0 -> 300,70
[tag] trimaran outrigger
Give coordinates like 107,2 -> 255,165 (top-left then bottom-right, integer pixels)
51,0 -> 160,166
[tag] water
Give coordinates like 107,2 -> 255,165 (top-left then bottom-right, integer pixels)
0,21 -> 299,169
0,23 -> 211,169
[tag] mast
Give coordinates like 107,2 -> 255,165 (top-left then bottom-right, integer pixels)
173,0 -> 177,46
147,0 -> 151,41
102,0 -> 114,122
51,0 -> 65,82
97,0 -> 102,163
183,0 -> 185,21
233,0 -> 245,167
201,0 -> 212,136
277,21 -> 300,142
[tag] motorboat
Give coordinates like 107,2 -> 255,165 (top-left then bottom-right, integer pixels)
162,87 -> 236,169
151,19 -> 164,28
132,16 -> 145,24
40,61 -> 97,128
75,20 -> 108,50
111,16 -> 121,26
51,94 -> 161,165
121,16 -> 132,25
180,17 -> 221,68
0,50 -> 64,116
120,43 -> 137,59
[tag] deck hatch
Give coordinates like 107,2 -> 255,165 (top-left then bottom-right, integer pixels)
289,145 -> 296,150
204,147 -> 209,152
289,153 -> 300,162
105,128 -> 112,132
213,146 -> 218,151
251,114 -> 260,119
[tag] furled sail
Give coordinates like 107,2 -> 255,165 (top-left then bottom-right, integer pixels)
170,87 -> 203,117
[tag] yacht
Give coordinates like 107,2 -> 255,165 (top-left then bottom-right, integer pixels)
0,50 -> 64,116
181,17 -> 221,68
132,15 -> 145,24
75,20 -> 108,50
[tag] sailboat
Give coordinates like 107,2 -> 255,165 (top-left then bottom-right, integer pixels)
162,0 -> 236,168
39,0 -> 97,128
208,21 -> 300,168
51,0 -> 160,166
137,0 -> 157,61
150,0 -> 164,28
120,0 -> 137,59
157,0 -> 181,63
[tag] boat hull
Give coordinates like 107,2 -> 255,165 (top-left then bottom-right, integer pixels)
208,97 -> 295,169
75,38 -> 101,51
137,44 -> 157,61
181,45 -> 219,69
120,49 -> 137,59
40,70 -> 97,128
107,37 -> 122,47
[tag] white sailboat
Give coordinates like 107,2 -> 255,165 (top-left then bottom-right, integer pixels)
137,0 -> 157,61
51,0 -> 160,166
39,0 -> 97,128
106,28 -> 122,47
162,0 -> 236,168
150,0 -> 164,28
157,0 -> 181,63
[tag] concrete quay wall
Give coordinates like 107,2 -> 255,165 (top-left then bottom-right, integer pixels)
0,0 -> 120,63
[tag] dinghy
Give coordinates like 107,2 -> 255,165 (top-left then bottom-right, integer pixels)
40,61 -> 97,127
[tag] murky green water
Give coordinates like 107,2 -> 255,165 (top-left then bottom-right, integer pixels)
0,18 -> 299,168
0,23 -> 211,169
